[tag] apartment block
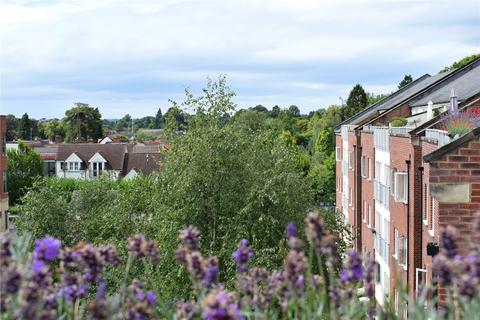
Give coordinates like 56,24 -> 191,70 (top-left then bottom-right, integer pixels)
335,58 -> 480,312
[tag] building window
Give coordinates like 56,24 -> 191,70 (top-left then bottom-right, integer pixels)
368,205 -> 372,228
399,236 -> 408,267
390,168 -> 397,196
363,200 -> 367,222
368,158 -> 372,180
349,152 -> 353,169
91,162 -> 104,177
2,171 -> 7,193
394,229 -> 399,259
430,197 -> 436,235
423,184 -> 428,224
361,156 -> 366,177
335,147 -> 342,161
68,162 -> 80,171
394,172 -> 408,203
376,263 -> 381,284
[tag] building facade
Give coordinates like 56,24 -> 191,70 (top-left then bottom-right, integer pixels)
335,58 -> 480,313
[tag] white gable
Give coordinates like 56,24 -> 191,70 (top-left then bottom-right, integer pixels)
99,137 -> 113,144
124,169 -> 137,180
65,153 -> 82,162
89,152 -> 107,163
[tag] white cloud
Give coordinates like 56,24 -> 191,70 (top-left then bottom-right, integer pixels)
0,0 -> 479,118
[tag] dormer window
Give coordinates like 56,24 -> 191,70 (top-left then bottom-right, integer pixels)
88,152 -> 107,178
65,153 -> 83,172
68,162 -> 80,171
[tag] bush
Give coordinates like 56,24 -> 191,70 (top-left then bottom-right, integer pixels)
389,117 -> 408,127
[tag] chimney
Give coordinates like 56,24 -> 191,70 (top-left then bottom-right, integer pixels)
427,101 -> 433,120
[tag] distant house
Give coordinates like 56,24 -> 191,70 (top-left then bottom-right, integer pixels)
55,144 -> 127,180
123,152 -> 164,180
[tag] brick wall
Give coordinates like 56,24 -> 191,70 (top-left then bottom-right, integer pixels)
360,132 -> 375,259
429,136 -> 480,252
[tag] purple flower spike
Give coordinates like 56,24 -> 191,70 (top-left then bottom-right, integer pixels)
286,223 -> 297,238
32,260 -> 46,273
232,239 -> 253,273
34,236 -> 61,262
146,291 -> 157,306
340,249 -> 363,284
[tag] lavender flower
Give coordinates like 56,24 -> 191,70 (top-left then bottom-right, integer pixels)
440,226 -> 458,259
3,264 -> 21,294
232,239 -> 253,273
363,258 -> 375,299
176,301 -> 198,319
305,212 -> 338,266
180,226 -> 201,251
99,245 -> 121,266
128,235 -> 160,263
340,249 -> 363,284
0,232 -> 12,266
186,251 -> 205,280
33,236 -> 61,262
433,254 -> 454,286
283,250 -> 307,292
203,257 -> 219,287
286,223 -> 297,238
203,289 -> 243,320
146,291 -> 157,307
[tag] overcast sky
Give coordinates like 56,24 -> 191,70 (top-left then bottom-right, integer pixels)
0,0 -> 479,119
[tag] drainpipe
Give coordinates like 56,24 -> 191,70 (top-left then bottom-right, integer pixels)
419,166 -> 424,268
406,158 -> 411,294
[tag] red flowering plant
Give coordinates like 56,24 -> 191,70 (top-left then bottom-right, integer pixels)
438,107 -> 480,138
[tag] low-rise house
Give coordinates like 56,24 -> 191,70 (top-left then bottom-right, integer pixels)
55,144 -> 127,180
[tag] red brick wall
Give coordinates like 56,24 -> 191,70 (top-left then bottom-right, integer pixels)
428,136 -> 480,253
360,132 -> 375,259
371,103 -> 411,126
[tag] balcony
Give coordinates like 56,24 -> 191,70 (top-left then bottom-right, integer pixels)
342,160 -> 348,174
389,126 -> 414,136
425,129 -> 451,148
374,180 -> 390,210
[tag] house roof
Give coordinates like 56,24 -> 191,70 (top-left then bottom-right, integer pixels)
334,73 -> 450,132
410,59 -> 480,107
124,153 -> 164,175
423,127 -> 480,163
56,143 -> 127,170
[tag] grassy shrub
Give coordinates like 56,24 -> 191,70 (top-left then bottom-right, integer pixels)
389,117 -> 408,127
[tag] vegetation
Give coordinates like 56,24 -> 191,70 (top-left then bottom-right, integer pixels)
6,142 -> 43,205
440,53 -> 480,72
389,117 -> 408,127
64,103 -> 104,142
439,107 -> 480,137
4,214 -> 480,319
398,74 -> 413,89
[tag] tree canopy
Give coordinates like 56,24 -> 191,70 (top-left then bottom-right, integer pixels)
64,103 -> 103,142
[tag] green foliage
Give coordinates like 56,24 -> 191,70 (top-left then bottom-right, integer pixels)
40,119 -> 66,141
367,92 -> 388,106
135,129 -> 155,141
389,117 -> 408,127
115,114 -> 133,132
398,74 -> 413,89
17,113 -> 33,140
6,142 -> 43,205
343,84 -> 368,120
64,103 -> 103,142
441,53 -> 480,72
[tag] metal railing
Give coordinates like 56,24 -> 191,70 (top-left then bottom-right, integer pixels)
389,126 -> 414,136
341,125 -> 349,141
374,180 -> 390,210
373,127 -> 389,151
425,129 -> 451,148
342,160 -> 348,174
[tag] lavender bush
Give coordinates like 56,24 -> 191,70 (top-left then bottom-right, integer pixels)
2,212 -> 480,319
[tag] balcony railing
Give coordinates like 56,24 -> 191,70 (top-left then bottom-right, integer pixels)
425,129 -> 451,148
342,193 -> 348,211
374,180 -> 390,210
389,126 -> 414,136
373,127 -> 389,151
341,125 -> 349,141
342,160 -> 348,174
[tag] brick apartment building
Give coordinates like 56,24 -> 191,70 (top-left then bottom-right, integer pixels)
0,116 -> 9,231
335,58 -> 480,312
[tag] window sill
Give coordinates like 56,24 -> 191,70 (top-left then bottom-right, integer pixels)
423,220 -> 428,226
428,229 -> 435,237
392,254 -> 397,260
402,265 -> 408,271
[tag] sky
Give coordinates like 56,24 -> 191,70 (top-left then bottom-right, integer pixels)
0,0 -> 479,119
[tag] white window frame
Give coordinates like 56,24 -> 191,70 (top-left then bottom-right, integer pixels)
368,205 -> 372,228
68,161 -> 80,172
429,197 -> 436,236
393,229 -> 399,260
423,184 -> 429,226
335,147 -> 341,161
394,172 -> 408,204
368,158 -> 372,180
361,156 -> 366,177
363,200 -> 367,222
